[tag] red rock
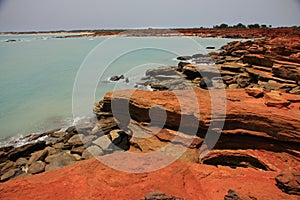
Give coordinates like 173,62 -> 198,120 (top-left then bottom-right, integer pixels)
0,155 -> 298,200
245,88 -> 264,98
264,91 -> 291,108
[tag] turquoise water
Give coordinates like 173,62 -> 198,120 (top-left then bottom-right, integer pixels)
0,35 -> 236,144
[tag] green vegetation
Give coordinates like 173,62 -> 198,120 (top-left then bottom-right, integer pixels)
213,23 -> 273,29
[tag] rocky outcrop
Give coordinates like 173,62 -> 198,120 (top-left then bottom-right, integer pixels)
0,155 -> 299,200
136,34 -> 300,94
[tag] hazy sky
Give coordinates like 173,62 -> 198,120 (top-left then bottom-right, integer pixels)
0,0 -> 300,31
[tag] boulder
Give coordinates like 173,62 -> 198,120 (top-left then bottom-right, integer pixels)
14,158 -> 28,167
28,161 -> 45,174
45,152 -> 77,171
93,135 -> 112,150
1,161 -> 15,174
70,146 -> 85,155
243,54 -> 274,67
67,134 -> 85,147
28,149 -> 48,165
199,77 -> 213,89
176,56 -> 192,61
275,171 -> 300,195
182,64 -> 219,80
245,88 -> 264,98
0,169 -> 18,182
82,145 -> 104,160
109,75 -> 125,81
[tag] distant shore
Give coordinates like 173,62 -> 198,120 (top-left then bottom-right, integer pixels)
1,27 -> 299,39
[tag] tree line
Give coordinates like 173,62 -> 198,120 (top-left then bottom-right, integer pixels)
213,23 -> 272,29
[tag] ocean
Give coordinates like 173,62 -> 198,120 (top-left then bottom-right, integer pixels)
0,34 -> 236,145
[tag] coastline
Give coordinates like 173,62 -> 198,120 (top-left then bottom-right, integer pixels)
1,27 -> 298,38
0,28 -> 299,199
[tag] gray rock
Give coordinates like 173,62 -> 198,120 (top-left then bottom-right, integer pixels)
142,190 -> 183,200
7,141 -> 46,161
146,66 -> 178,77
82,145 -> 104,160
1,168 -> 18,182
14,157 -> 28,167
28,161 -> 45,174
45,152 -> 77,171
1,161 -> 15,174
224,189 -> 253,200
71,146 -> 85,155
93,136 -> 112,150
28,149 -> 48,165
67,134 -> 85,147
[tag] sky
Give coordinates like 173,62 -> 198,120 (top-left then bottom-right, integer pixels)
0,0 -> 300,31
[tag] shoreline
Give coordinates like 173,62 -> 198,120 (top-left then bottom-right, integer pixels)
1,27 -> 299,39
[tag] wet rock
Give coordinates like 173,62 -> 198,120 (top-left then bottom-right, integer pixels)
275,170 -> 300,195
245,88 -> 264,98
176,56 -> 192,61
82,145 -> 104,159
28,161 -> 45,174
109,75 -> 125,81
243,54 -> 273,67
264,91 -> 291,108
177,61 -> 190,71
45,152 -> 77,171
7,141 -> 46,161
206,46 -> 215,50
